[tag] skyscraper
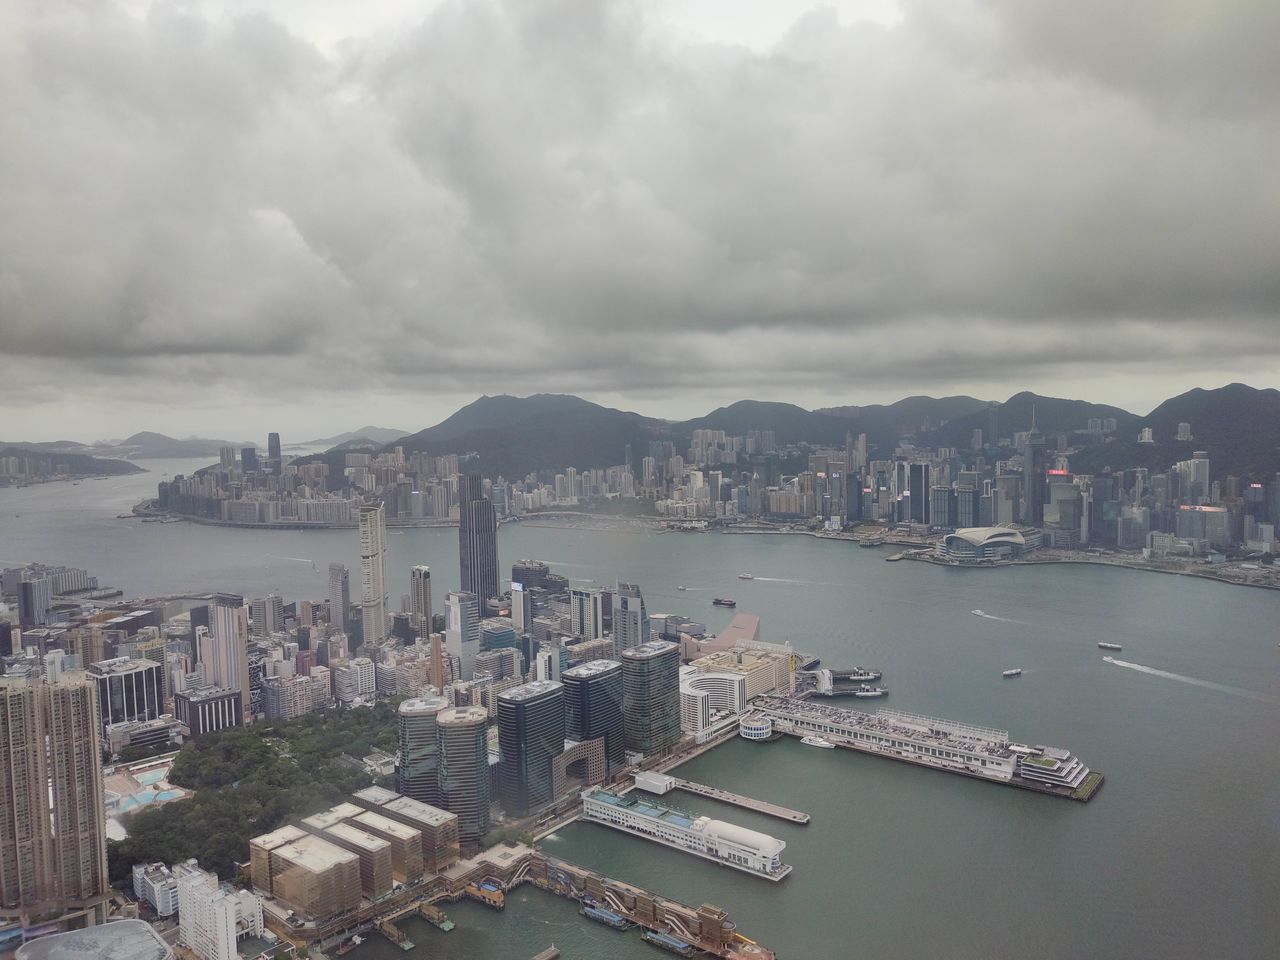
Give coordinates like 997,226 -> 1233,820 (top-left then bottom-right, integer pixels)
0,673 -> 108,913
267,431 -> 281,471
908,463 -> 931,525
445,592 -> 480,681
458,474 -> 499,603
409,566 -> 433,637
359,503 -> 388,644
201,594 -> 249,725
496,680 -> 565,818
435,706 -> 491,843
510,582 -> 532,636
250,594 -> 284,638
396,696 -> 448,807
569,588 -> 603,640
621,641 -> 681,755
1024,413 -> 1047,527
610,582 -> 649,657
328,563 -> 350,630
562,659 -> 625,771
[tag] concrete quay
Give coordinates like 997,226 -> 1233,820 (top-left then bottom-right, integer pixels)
671,778 -> 810,825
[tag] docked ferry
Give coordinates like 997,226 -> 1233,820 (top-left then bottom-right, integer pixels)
846,668 -> 882,682
801,735 -> 835,749
853,685 -> 888,698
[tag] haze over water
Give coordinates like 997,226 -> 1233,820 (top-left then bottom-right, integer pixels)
3,461 -> 1278,959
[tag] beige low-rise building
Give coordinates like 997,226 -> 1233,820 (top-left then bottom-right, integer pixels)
350,810 -> 424,884
352,787 -> 460,874
248,825 -> 360,922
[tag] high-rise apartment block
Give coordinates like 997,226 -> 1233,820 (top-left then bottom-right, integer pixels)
359,504 -> 388,644
409,566 -> 433,636
0,673 -> 108,916
610,582 -> 649,656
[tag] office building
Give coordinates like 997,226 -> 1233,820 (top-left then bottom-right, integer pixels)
621,641 -> 681,755
87,657 -> 164,733
248,825 -> 359,922
132,862 -> 179,917
569,588 -> 603,640
458,474 -> 499,603
351,787 -> 460,874
0,674 -> 109,913
201,594 -> 249,723
267,432 -> 281,470
396,696 -> 447,806
435,706 -> 491,843
359,504 -> 389,644
562,659 -> 625,771
509,581 -> 532,634
445,591 -> 480,681
610,582 -> 649,656
347,809 -> 423,883
496,681 -> 566,818
409,566 -> 433,636
300,808 -> 392,900
174,688 -> 243,737
328,563 -> 350,629
17,578 -> 53,629
249,594 -> 284,638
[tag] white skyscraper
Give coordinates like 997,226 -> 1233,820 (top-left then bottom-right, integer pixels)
176,861 -> 263,960
569,588 -> 603,640
359,503 -> 388,644
445,591 -> 480,681
410,565 -> 433,635
611,582 -> 649,657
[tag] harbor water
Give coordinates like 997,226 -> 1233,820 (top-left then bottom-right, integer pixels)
2,461 -> 1278,958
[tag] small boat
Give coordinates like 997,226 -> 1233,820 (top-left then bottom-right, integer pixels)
712,598 -> 736,607
737,573 -> 755,580
1002,668 -> 1023,678
801,735 -> 835,749
853,685 -> 887,698
846,668 -> 881,682
1097,642 -> 1122,651
676,585 -> 687,591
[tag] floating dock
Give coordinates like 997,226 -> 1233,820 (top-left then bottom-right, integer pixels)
670,778 -> 810,824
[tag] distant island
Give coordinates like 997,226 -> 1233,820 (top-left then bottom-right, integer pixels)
0,445 -> 144,485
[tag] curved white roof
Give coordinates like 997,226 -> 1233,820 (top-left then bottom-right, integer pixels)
704,819 -> 785,856
946,527 -> 1025,547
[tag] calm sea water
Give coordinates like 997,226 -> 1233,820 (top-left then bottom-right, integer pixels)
3,460 -> 1278,959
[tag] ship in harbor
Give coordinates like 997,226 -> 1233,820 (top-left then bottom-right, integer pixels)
800,735 -> 835,749
641,929 -> 699,957
712,597 -> 737,607
1002,668 -> 1023,678
738,572 -> 755,580
845,668 -> 882,682
750,697 -> 1102,801
581,900 -> 634,930
852,685 -> 888,698
1097,642 -> 1122,651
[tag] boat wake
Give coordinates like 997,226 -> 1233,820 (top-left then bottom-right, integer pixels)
752,576 -> 836,586
1103,657 -> 1275,703
970,609 -> 1023,624
269,555 -> 315,564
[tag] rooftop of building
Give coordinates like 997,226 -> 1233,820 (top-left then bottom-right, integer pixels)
399,695 -> 449,715
87,656 -> 158,675
437,705 -> 490,725
715,612 -> 762,645
353,785 -> 400,806
382,795 -> 458,827
274,834 -> 359,871
15,920 -> 171,960
621,640 -> 678,660
497,679 -> 563,702
562,658 -> 622,679
250,823 -> 307,851
946,526 -> 1026,547
300,802 -> 364,832
324,821 -> 392,853
351,809 -> 421,841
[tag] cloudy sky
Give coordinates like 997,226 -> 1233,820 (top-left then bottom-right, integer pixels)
3,0 -> 1277,442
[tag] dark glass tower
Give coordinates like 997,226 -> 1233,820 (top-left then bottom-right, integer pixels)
562,659 -> 625,771
396,696 -> 448,806
621,640 -> 681,755
436,706 -> 491,843
496,680 -> 565,818
458,474 -> 499,603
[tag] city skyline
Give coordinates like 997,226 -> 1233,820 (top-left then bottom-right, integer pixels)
4,1 -> 1278,439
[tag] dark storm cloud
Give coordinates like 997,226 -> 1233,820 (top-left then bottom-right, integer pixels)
1,0 -> 1277,424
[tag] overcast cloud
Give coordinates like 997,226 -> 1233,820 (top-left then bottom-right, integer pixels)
2,0 -> 1278,440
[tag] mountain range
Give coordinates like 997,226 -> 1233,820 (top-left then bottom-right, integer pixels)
301,426 -> 409,447
0,432 -> 247,459
336,383 -> 1280,481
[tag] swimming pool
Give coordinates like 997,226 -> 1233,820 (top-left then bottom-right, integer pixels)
133,767 -> 169,785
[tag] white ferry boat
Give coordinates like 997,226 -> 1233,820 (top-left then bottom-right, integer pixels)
846,668 -> 882,682
1097,642 -> 1122,651
738,573 -> 755,580
1002,668 -> 1023,678
800,735 -> 835,749
853,685 -> 888,698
